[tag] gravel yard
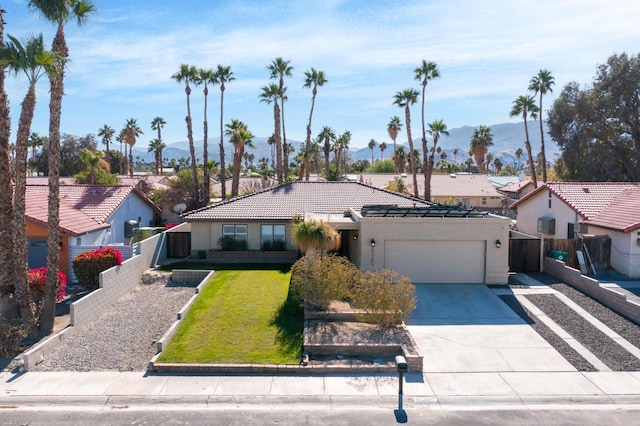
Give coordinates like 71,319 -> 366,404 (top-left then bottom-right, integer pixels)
33,274 -> 197,372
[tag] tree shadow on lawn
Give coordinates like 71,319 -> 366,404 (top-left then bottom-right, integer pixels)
270,288 -> 304,359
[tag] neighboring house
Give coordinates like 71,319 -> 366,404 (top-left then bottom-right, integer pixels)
510,182 -> 640,277
356,173 -> 506,208
486,175 -> 521,189
498,180 -> 535,205
117,175 -> 172,193
25,184 -> 160,278
210,176 -> 277,199
182,181 -> 509,284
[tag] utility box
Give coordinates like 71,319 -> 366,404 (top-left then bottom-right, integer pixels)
124,220 -> 138,238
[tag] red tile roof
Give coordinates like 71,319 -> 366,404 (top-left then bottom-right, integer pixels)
583,189 -> 640,232
25,184 -> 160,224
25,192 -> 110,236
510,182 -> 640,219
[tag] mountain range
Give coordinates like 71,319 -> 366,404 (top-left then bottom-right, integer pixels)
131,121 -> 557,168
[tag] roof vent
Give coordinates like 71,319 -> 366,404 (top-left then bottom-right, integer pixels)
450,174 -> 456,178
583,188 -> 590,193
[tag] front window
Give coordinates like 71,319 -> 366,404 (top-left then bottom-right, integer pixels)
261,224 -> 286,250
220,224 -> 248,250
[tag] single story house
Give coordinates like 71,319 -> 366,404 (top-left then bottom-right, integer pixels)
25,184 -> 160,279
498,180 -> 535,205
182,181 -> 510,284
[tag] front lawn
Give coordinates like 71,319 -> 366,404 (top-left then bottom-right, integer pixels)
158,268 -> 303,364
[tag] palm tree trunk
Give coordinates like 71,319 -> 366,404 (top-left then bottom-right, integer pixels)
538,92 -> 547,182
41,24 -> 67,336
405,107 -> 419,198
129,143 -> 133,177
185,89 -> 199,206
420,86 -> 429,200
0,9 -> 15,299
280,96 -> 287,180
202,87 -> 210,204
303,90 -> 317,181
523,116 -> 538,188
231,145 -> 243,197
219,87 -> 227,198
273,102 -> 283,183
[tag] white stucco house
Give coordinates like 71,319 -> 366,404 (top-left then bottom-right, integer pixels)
181,181 -> 510,284
510,182 -> 640,278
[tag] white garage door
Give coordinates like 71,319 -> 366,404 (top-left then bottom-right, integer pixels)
384,240 -> 486,283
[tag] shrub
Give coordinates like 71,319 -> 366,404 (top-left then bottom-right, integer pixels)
218,236 -> 248,251
72,247 -> 123,290
352,269 -> 416,327
261,240 -> 286,251
27,267 -> 67,321
165,223 -> 179,230
0,314 -> 29,358
290,252 -> 360,310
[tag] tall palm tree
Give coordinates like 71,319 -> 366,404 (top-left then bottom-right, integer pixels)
1,32 -> 59,324
415,60 -> 440,200
485,152 -> 494,173
28,0 -> 95,336
393,89 -> 420,198
213,65 -> 234,199
336,131 -> 351,173
124,118 -> 143,177
195,69 -> 215,203
28,131 -> 44,162
224,119 -> 255,197
453,148 -> 459,164
510,95 -> 539,187
0,8 -> 15,299
317,126 -> 336,177
150,117 -> 165,175
116,129 -> 126,174
528,69 -> 554,183
97,124 -> 114,165
394,145 -> 407,173
368,139 -> 377,166
379,142 -> 387,160
259,83 -> 284,183
267,57 -> 292,179
147,138 -> 166,175
301,67 -> 327,180
387,116 -> 402,172
514,147 -> 523,170
425,119 -> 449,200
171,64 -> 200,205
469,125 -> 494,174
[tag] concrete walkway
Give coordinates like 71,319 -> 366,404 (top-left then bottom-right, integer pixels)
2,274 -> 640,410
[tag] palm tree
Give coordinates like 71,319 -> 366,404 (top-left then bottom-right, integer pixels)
195,69 -> 215,203
259,83 -> 284,183
515,147 -> 523,170
0,8 -> 15,301
28,132 -> 44,162
393,89 -> 420,198
213,65 -> 234,199
469,125 -> 494,174
1,33 -> 59,324
394,145 -> 407,173
225,119 -> 255,197
116,129 -> 126,174
387,116 -> 402,172
493,157 -> 503,173
379,142 -> 387,160
150,117 -> 166,175
28,0 -> 96,336
317,126 -> 336,176
335,131 -> 351,173
147,138 -> 166,175
485,153 -> 494,173
510,95 -> 539,187
79,148 -> 105,184
268,57 -> 292,179
97,124 -> 114,165
171,64 -> 200,205
124,118 -> 143,177
415,60 -> 440,200
452,148 -> 458,165
368,139 -> 377,166
291,219 -> 340,254
301,67 -> 327,180
425,119 -> 449,200
529,69 -> 554,183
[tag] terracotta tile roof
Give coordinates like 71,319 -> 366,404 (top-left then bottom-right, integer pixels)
510,182 -> 640,218
25,184 -> 160,224
25,192 -> 110,236
498,180 -> 533,194
355,173 -> 504,198
583,189 -> 640,232
182,181 -> 433,221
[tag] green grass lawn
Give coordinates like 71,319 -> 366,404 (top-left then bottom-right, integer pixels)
158,268 -> 303,365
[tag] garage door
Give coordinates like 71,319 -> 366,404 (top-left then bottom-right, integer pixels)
384,240 -> 486,283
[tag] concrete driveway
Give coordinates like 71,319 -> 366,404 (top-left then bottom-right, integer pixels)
406,284 -> 575,373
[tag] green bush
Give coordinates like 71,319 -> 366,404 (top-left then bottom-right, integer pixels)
0,314 -> 29,358
290,252 -> 360,310
72,247 -> 123,290
352,270 -> 416,326
369,159 -> 394,173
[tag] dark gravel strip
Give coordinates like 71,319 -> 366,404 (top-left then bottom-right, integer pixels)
526,293 -> 640,371
527,273 -> 640,346
498,295 -> 596,372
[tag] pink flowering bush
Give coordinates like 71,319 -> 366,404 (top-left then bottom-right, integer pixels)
72,247 -> 123,290
165,223 -> 179,230
28,267 -> 67,302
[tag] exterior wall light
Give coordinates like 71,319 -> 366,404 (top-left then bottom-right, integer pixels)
353,234 -> 358,240
495,239 -> 502,248
370,239 -> 376,248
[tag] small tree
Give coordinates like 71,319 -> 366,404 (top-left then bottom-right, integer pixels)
290,219 -> 340,253
352,269 -> 416,327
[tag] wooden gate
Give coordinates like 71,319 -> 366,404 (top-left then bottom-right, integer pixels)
509,232 -> 541,273
166,232 -> 191,258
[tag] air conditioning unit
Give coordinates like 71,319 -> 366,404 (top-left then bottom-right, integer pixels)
537,217 -> 556,235
577,222 -> 589,233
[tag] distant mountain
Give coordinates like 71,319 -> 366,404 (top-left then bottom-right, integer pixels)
132,122 -> 556,168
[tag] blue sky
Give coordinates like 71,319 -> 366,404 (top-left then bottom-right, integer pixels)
4,0 -> 640,149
